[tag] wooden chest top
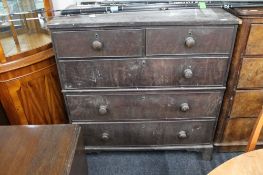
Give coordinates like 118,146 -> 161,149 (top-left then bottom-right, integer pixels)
48,8 -> 240,29
0,125 -> 86,175
232,7 -> 263,17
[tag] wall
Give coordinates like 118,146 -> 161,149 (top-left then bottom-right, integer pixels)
52,0 -> 76,10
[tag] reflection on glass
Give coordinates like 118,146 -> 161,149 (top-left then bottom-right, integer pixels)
0,0 -> 51,57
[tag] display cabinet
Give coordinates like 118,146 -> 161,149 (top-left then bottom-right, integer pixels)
0,0 -> 67,125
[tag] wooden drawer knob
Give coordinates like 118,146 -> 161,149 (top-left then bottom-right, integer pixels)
99,105 -> 108,115
178,130 -> 188,139
92,40 -> 103,51
183,69 -> 193,79
180,103 -> 190,112
185,36 -> 195,48
102,132 -> 110,141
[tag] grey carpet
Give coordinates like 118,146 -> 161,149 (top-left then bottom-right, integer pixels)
86,151 -> 240,175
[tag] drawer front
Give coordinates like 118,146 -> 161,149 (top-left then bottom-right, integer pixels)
230,90 -> 263,118
223,118 -> 263,143
238,58 -> 263,88
59,57 -> 229,89
146,26 -> 235,56
79,120 -> 215,146
66,90 -> 223,121
245,24 -> 263,56
52,29 -> 143,58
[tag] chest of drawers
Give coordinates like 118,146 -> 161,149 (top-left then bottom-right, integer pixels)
215,7 -> 263,151
49,8 -> 239,159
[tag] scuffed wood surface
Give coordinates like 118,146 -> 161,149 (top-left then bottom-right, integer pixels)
59,58 -> 229,89
53,29 -> 143,58
48,8 -> 240,29
80,120 -> 215,146
66,90 -> 223,121
146,27 -> 235,55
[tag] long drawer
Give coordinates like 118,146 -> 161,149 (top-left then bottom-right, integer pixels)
58,57 -> 229,89
222,118 -> 263,143
52,29 -> 143,58
66,90 -> 223,121
230,90 -> 263,118
146,26 -> 235,56
77,120 -> 215,146
245,24 -> 263,56
238,57 -> 263,88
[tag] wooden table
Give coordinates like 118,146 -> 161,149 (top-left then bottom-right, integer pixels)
209,149 -> 263,175
0,124 -> 87,175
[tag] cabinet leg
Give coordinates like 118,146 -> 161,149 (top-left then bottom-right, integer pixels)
202,147 -> 213,161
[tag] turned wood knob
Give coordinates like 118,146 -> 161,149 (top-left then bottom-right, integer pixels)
92,40 -> 103,51
99,105 -> 107,115
185,36 -> 195,48
184,69 -> 193,79
178,130 -> 188,139
102,132 -> 110,141
180,103 -> 190,112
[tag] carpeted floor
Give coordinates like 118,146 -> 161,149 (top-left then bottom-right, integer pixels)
86,151 -> 240,175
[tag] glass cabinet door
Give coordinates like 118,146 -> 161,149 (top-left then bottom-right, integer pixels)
0,0 -> 51,57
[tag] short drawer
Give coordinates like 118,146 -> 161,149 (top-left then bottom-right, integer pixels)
238,57 -> 263,88
245,24 -> 263,56
78,120 -> 215,146
146,26 -> 235,56
230,90 -> 263,118
66,90 -> 223,121
52,29 -> 143,58
58,57 -> 229,89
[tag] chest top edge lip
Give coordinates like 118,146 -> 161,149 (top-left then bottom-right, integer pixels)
48,8 -> 240,29
48,24 -> 238,31
48,23 -> 240,30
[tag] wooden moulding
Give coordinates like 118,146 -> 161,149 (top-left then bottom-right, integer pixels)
0,43 -> 67,125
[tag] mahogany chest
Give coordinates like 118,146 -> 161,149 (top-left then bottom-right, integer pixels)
215,7 -> 263,151
0,125 -> 87,175
48,8 -> 239,159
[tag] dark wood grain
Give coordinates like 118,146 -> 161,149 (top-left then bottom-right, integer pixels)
146,26 -> 235,55
49,9 -> 238,158
79,120 -> 215,146
59,57 -> 229,89
53,29 -> 143,58
66,90 -> 223,121
48,8 -> 240,29
0,125 -> 87,175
